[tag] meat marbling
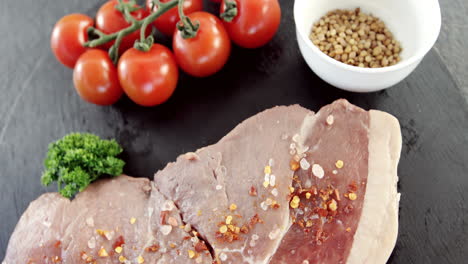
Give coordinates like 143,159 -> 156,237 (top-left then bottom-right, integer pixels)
3,99 -> 402,264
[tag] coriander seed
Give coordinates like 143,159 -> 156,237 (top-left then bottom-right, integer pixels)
309,8 -> 402,68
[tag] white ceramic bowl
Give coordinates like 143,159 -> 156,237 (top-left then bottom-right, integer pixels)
294,0 -> 441,92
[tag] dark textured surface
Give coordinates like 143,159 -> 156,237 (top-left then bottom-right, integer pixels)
1,0 -> 467,263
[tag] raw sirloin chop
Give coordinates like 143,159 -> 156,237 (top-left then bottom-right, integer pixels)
3,99 -> 402,264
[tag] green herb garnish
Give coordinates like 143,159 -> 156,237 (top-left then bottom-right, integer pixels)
41,133 -> 125,198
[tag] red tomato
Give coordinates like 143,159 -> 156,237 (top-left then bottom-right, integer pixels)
73,49 -> 123,105
96,0 -> 150,54
118,45 -> 178,107
51,14 -> 93,68
221,0 -> 281,48
173,12 -> 231,77
146,0 -> 203,36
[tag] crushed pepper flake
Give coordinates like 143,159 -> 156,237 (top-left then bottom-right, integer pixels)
312,164 -> 325,178
130,217 -> 137,224
118,255 -> 127,263
264,166 -> 272,174
328,199 -> 338,211
188,249 -> 196,259
290,196 -> 300,209
290,160 -> 300,171
249,186 -> 257,196
197,210 -> 202,216
137,255 -> 145,263
115,246 -> 123,254
195,241 -> 208,252
346,227 -> 352,232
145,244 -> 160,252
335,160 -> 344,169
229,203 -> 237,211
305,192 -> 312,199
270,175 -> 276,186
348,192 -> 357,201
226,215 -> 233,225
219,225 -> 228,233
98,247 -> 108,257
271,188 -> 279,197
334,189 -> 341,201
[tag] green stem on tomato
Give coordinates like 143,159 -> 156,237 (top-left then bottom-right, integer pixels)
84,0 -> 179,49
220,0 -> 238,22
109,31 -> 126,64
176,0 -> 199,39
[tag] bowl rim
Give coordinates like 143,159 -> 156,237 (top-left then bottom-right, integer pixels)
293,0 -> 442,73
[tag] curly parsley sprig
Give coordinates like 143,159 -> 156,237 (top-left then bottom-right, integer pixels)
41,133 -> 125,198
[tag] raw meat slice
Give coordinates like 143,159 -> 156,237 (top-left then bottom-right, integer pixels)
270,100 -> 370,263
154,105 -> 310,264
3,176 -> 213,264
3,99 -> 401,264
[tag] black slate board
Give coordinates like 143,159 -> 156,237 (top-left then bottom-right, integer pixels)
1,0 -> 467,263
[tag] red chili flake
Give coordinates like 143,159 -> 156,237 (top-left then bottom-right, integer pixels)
249,186 -> 257,196
53,240 -> 61,248
290,159 -> 300,171
112,235 -> 125,249
226,233 -> 234,242
145,243 -> 160,252
183,236 -> 191,240
329,210 -> 338,217
348,181 -> 358,192
195,241 -> 209,252
334,189 -> 341,201
215,231 -> 224,241
272,203 -> 280,209
315,229 -> 323,241
240,225 -> 249,234
311,187 -> 318,195
318,208 -> 328,217
51,256 -> 62,263
248,214 -> 262,229
343,204 -> 354,214
297,220 -> 305,228
160,210 -> 170,225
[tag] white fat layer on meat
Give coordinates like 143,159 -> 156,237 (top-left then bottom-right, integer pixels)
346,110 -> 402,264
297,113 -> 317,152
136,204 -> 157,257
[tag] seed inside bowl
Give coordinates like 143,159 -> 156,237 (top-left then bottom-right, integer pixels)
309,8 -> 402,68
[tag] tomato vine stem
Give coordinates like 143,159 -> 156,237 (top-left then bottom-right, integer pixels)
84,0 -> 180,62
220,0 -> 238,22
176,0 -> 199,39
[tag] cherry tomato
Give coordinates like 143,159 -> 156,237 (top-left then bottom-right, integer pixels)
118,44 -> 178,107
173,12 -> 231,77
73,49 -> 123,105
146,0 -> 203,36
51,14 -> 93,68
221,0 -> 281,48
96,0 -> 150,54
